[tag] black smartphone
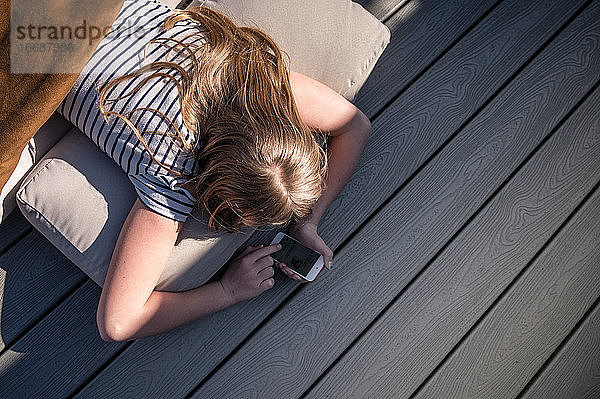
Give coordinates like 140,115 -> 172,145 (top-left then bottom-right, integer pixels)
270,232 -> 324,281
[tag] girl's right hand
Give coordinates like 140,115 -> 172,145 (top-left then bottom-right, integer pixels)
219,244 -> 281,303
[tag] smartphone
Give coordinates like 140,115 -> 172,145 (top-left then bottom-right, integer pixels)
269,232 -> 324,282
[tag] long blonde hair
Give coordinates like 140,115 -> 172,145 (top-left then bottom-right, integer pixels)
96,5 -> 328,233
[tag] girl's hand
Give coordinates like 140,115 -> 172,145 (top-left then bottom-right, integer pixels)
278,221 -> 333,282
219,244 -> 281,303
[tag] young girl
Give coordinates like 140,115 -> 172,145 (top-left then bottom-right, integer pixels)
58,0 -> 370,342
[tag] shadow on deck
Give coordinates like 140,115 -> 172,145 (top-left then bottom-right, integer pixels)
1,0 -> 599,398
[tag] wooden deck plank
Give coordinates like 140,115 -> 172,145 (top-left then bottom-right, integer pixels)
190,6 -> 600,398
520,299 -> 600,399
0,230 -> 84,353
66,0 -> 591,397
412,183 -> 600,398
0,282 -> 126,399
0,209 -> 31,255
306,54 -> 600,399
1,1 -> 597,398
354,0 -> 498,119
312,0 -> 589,248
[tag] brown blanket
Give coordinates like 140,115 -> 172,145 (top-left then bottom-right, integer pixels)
0,0 -> 124,191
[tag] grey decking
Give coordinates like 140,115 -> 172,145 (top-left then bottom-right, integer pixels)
0,0 -> 598,398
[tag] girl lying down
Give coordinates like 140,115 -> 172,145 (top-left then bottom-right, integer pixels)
58,0 -> 370,341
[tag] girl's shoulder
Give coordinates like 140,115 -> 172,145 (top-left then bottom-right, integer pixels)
56,0 -> 205,223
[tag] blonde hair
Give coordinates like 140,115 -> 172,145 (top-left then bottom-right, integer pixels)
96,5 -> 328,233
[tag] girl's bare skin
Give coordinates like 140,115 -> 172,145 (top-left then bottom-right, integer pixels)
96,70 -> 371,342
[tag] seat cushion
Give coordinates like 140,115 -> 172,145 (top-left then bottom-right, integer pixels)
15,0 -> 390,291
195,0 -> 391,101
0,112 -> 73,222
17,128 -> 257,292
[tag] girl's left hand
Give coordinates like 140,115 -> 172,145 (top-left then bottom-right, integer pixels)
276,221 -> 333,282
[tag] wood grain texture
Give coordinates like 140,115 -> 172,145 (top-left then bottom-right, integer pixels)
521,299 -> 600,399
1,1 -> 597,398
0,230 -> 84,353
307,69 -> 600,399
69,1 -> 591,398
73,255 -> 302,399
316,0 -> 588,249
192,5 -> 600,399
184,0 -> 491,121
0,281 -> 127,399
354,0 -> 498,119
0,209 -> 31,255
412,181 -> 600,398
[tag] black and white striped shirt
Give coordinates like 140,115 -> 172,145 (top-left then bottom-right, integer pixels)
57,0 -> 205,222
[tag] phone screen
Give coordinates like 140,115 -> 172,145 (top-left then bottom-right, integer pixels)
272,235 -> 321,277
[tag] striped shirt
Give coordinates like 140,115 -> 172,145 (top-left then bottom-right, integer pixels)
57,0 -> 206,222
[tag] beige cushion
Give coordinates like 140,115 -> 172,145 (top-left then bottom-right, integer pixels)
194,0 -> 391,101
17,128 -> 257,291
0,112 -> 72,223
15,0 -> 390,291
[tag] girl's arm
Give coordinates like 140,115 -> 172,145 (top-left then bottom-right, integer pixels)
289,70 -> 372,226
284,71 -> 371,272
97,198 -> 279,342
96,199 -> 235,341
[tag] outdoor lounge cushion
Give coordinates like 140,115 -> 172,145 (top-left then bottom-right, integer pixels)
15,0 -> 391,292
0,113 -> 72,222
17,127 -> 257,291
193,0 -> 391,101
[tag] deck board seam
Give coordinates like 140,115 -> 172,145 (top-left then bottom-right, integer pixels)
380,0 -> 413,24
181,284 -> 307,398
369,0 -> 504,122
516,291 -> 600,398
0,226 -> 32,259
0,275 -> 88,357
67,339 -> 134,399
300,77 -> 600,399
409,175 -> 600,399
